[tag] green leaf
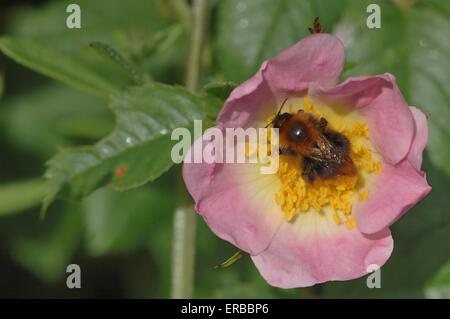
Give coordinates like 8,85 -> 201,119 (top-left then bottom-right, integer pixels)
0,84 -> 112,158
0,179 -> 53,217
0,37 -> 131,97
425,259 -> 450,298
123,24 -> 189,85
1,0 -> 178,96
89,41 -> 146,85
83,185 -> 174,256
199,81 -> 238,123
215,0 -> 347,82
340,0 -> 450,177
10,203 -> 83,283
45,83 -> 203,200
203,81 -> 237,101
201,93 -> 224,124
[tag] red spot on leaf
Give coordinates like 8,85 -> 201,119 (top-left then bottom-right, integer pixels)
116,166 -> 127,179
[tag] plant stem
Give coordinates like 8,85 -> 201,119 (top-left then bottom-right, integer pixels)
170,0 -> 208,299
185,0 -> 208,92
171,204 -> 197,299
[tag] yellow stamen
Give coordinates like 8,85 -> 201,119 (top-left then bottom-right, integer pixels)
359,190 -> 369,202
332,212 -> 342,225
304,97 -> 323,117
345,217 -> 357,229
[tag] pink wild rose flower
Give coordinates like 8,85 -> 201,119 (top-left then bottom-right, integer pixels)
183,33 -> 431,288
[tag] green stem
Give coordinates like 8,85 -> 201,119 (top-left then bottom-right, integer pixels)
170,0 -> 208,299
171,204 -> 197,298
185,0 -> 208,92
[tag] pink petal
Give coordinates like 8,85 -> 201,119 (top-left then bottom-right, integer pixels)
183,135 -> 283,255
264,33 -> 345,93
312,73 -> 415,165
218,34 -> 345,129
217,63 -> 277,128
217,61 -> 277,129
182,136 -> 216,201
355,161 -> 431,234
252,215 -> 393,288
408,107 -> 428,171
355,106 -> 432,234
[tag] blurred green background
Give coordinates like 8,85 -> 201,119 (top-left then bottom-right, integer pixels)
0,0 -> 449,298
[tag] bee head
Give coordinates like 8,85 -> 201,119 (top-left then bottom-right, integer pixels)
277,112 -> 324,158
273,113 -> 292,129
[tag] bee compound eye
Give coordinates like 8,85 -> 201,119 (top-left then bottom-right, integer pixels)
289,123 -> 306,141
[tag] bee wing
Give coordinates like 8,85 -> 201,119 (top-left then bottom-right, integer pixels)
325,145 -> 356,176
315,137 -> 335,159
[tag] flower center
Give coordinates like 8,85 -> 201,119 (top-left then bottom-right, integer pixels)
274,98 -> 382,229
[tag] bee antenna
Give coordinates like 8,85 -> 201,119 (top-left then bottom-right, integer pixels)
277,98 -> 289,116
265,98 -> 289,128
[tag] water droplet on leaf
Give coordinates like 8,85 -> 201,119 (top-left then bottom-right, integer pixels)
236,2 -> 247,12
239,18 -> 249,28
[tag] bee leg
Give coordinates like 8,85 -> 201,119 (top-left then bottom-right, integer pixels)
315,162 -> 333,180
279,147 -> 297,157
301,157 -> 316,183
318,117 -> 328,131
